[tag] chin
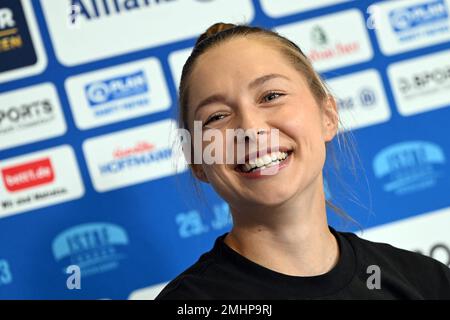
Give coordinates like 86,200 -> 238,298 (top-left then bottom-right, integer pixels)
240,186 -> 298,208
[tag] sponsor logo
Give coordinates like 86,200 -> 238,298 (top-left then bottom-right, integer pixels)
52,223 -> 129,277
66,58 -> 171,129
41,0 -> 254,66
85,70 -> 148,107
372,141 -> 445,195
0,0 -> 36,71
0,259 -> 13,286
260,0 -> 351,18
327,70 -> 391,131
308,25 -> 360,64
70,0 -> 176,22
2,158 -> 54,192
0,145 -> 85,218
83,119 -> 186,192
0,83 -> 67,151
398,66 -> 450,96
275,10 -> 373,72
336,88 -> 377,110
0,0 -> 46,83
98,141 -> 170,175
0,100 -> 53,129
83,70 -> 150,118
388,49 -> 450,116
389,0 -> 449,41
371,0 -> 450,55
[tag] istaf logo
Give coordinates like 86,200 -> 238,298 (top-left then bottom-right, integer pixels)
52,223 -> 129,277
1,158 -> 55,192
0,0 -> 37,73
373,141 -> 446,195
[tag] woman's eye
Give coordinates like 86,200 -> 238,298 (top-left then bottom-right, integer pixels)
262,91 -> 284,103
204,113 -> 227,126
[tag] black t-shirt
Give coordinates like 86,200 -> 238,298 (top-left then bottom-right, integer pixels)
155,227 -> 450,299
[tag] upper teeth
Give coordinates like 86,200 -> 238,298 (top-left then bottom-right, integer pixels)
242,151 -> 289,172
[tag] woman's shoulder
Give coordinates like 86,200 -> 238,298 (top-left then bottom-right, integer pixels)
340,229 -> 447,268
155,252 -> 218,300
155,234 -> 229,300
338,229 -> 450,298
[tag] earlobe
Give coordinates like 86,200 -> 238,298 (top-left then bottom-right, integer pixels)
323,95 -> 339,142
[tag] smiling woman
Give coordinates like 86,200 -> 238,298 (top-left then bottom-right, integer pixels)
156,23 -> 450,300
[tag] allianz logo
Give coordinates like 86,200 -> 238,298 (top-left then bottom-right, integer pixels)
372,141 -> 446,195
389,0 -> 449,33
84,70 -> 148,107
52,222 -> 129,277
70,0 -> 210,21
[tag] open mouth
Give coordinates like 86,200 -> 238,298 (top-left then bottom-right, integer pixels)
235,149 -> 293,173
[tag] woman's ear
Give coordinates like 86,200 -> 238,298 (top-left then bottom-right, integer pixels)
191,164 -> 210,183
322,95 -> 339,143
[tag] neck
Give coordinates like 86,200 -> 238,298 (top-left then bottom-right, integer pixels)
224,174 -> 339,276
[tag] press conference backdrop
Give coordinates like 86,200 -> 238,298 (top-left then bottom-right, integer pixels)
0,0 -> 449,299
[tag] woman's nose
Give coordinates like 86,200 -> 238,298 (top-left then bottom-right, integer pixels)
234,107 -> 270,144
237,102 -> 266,129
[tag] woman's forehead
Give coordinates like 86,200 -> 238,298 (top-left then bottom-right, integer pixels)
189,38 -> 300,92
196,38 -> 286,71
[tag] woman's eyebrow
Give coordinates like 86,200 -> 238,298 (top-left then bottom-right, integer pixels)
248,73 -> 290,90
194,73 -> 290,117
194,93 -> 227,118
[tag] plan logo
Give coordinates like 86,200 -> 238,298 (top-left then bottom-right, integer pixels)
52,223 -> 129,277
389,0 -> 449,42
373,141 -> 446,195
66,58 -> 171,129
85,70 -> 148,107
